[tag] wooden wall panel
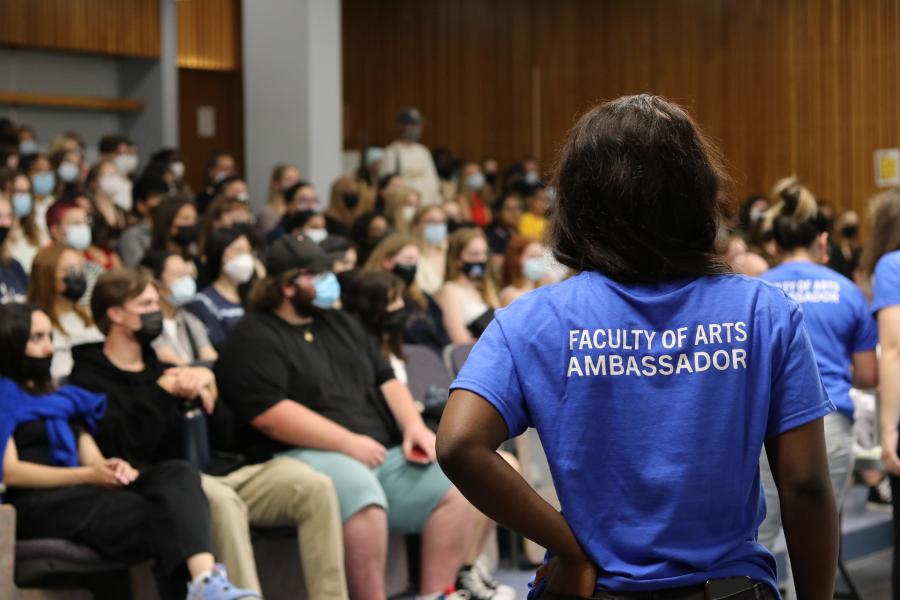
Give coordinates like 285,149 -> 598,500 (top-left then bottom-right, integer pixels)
177,0 -> 240,70
343,0 -> 900,218
0,0 -> 160,58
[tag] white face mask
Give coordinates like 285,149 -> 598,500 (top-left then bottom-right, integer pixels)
114,153 -> 138,176
170,161 -> 185,180
305,228 -> 328,244
57,161 -> 80,183
100,174 -> 133,212
402,205 -> 416,222
222,253 -> 255,284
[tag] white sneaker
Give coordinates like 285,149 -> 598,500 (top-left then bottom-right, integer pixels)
473,555 -> 516,600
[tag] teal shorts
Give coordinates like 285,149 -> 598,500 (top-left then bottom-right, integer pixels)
278,446 -> 452,533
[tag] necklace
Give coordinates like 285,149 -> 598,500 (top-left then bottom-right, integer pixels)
304,329 -> 314,343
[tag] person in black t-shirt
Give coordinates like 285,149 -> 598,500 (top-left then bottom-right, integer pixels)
216,233 -> 477,600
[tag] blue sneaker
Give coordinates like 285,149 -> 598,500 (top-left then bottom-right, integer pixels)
185,564 -> 260,600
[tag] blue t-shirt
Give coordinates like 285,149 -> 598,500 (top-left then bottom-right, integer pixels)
0,258 -> 28,304
185,285 -> 245,350
872,250 -> 900,314
761,261 -> 877,420
451,271 -> 833,594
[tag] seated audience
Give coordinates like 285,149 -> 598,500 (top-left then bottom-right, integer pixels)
257,163 -> 301,239
140,249 -> 217,366
321,235 -> 358,274
266,180 -> 320,244
350,211 -> 392,265
199,195 -> 255,257
486,192 -> 524,274
0,302 -> 256,600
0,193 -> 28,303
8,171 -> 41,270
215,234 -> 477,600
86,159 -> 130,230
185,227 -> 255,349
196,151 -> 237,215
69,269 -> 345,598
499,236 -> 546,307
435,228 -> 499,343
411,205 -> 448,295
118,175 -> 168,267
455,162 -> 491,228
27,245 -> 104,381
364,234 -> 451,354
517,182 -> 549,242
27,154 -> 56,242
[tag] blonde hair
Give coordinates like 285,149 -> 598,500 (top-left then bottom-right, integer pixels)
363,234 -> 427,309
445,227 -> 499,308
266,164 -> 299,213
384,185 -> 420,235
326,174 -> 376,230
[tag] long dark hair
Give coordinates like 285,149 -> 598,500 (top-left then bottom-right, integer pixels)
150,195 -> 194,252
0,302 -> 53,394
549,94 -> 730,283
342,270 -> 406,359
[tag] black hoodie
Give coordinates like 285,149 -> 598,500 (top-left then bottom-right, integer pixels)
69,342 -> 182,468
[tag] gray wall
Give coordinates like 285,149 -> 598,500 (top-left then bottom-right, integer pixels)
243,0 -> 343,210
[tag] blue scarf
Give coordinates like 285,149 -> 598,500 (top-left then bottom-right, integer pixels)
0,377 -> 106,483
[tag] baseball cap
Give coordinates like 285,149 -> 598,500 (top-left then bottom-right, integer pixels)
396,107 -> 424,125
265,233 -> 339,276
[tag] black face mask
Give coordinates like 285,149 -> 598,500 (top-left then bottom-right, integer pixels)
22,355 -> 52,382
343,193 -> 360,211
286,209 -> 316,233
392,263 -> 417,287
841,224 -> 859,239
0,226 -> 9,246
462,261 -> 487,281
134,311 -> 164,344
381,308 -> 408,334
62,272 -> 87,302
173,225 -> 198,247
484,172 -> 497,187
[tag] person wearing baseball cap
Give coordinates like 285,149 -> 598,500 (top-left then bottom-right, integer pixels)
379,106 -> 442,206
215,232 -> 477,600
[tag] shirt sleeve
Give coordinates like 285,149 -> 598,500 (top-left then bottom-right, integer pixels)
450,317 -> 530,438
215,323 -> 291,427
872,251 -> 900,314
767,304 -> 836,439
851,289 -> 879,353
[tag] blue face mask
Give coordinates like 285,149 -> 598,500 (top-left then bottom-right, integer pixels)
466,172 -> 486,190
32,172 -> 55,197
522,257 -> 545,282
65,223 -> 92,251
57,161 -> 79,183
168,276 -> 197,306
12,193 -> 32,217
313,271 -> 341,309
423,222 -> 447,246
524,171 -> 540,185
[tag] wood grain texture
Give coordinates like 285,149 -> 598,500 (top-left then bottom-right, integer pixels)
343,0 -> 900,216
177,0 -> 241,70
0,91 -> 143,112
0,0 -> 160,57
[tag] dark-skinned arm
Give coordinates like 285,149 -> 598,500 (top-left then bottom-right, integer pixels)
437,389 -> 597,596
764,418 -> 838,600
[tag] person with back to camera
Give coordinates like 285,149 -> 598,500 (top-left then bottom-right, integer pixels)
436,95 -> 839,600
859,189 -> 900,599
756,177 -> 878,596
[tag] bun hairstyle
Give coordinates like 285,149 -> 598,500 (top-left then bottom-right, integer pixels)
768,176 -> 826,251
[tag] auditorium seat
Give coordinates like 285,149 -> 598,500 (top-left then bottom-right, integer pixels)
444,343 -> 474,377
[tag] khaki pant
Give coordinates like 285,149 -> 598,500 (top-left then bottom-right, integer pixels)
201,457 -> 348,599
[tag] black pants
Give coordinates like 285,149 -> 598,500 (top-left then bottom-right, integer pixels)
532,581 -> 775,600
10,459 -> 213,600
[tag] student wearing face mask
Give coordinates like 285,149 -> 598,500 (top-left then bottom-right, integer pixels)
0,302 -> 258,600
487,192 -> 525,276
214,176 -> 250,205
385,185 -> 422,236
45,199 -> 105,306
140,250 -> 217,367
28,154 -> 57,243
197,151 -> 238,215
326,174 -> 376,237
51,148 -> 83,186
90,157 -> 135,215
828,209 -> 863,280
98,134 -> 139,180
379,107 -> 441,205
118,175 -> 169,267
7,172 -> 41,272
267,180 -> 320,245
455,163 -> 491,229
499,236 -> 547,307
27,245 -> 104,381
364,235 -> 451,354
148,148 -> 191,196
0,193 -> 28,303
150,196 -> 200,265
412,205 -> 449,295
186,228 -> 257,350
257,163 -> 301,239
435,228 -> 499,344
216,234 -> 477,600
